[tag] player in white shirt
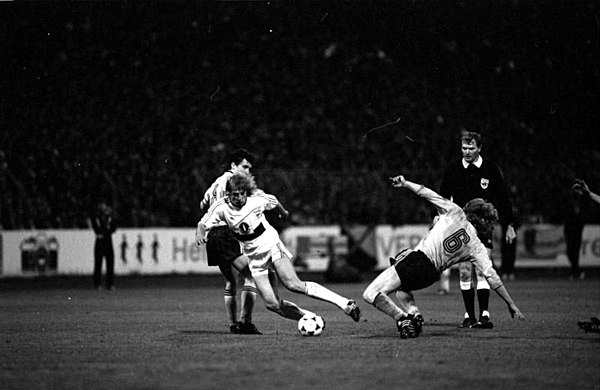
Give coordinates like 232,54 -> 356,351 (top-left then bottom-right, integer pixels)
362,174 -> 525,338
198,148 -> 261,334
196,172 -> 362,328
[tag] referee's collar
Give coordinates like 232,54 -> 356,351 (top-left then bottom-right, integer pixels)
462,156 -> 483,169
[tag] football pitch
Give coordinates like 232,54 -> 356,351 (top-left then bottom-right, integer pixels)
1,271 -> 598,390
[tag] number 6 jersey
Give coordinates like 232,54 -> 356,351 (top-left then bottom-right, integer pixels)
414,186 -> 503,290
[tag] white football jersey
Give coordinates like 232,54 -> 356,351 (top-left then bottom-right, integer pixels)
414,186 -> 502,289
200,192 -> 281,257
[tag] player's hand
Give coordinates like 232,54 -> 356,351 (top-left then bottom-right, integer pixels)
279,209 -> 290,221
572,178 -> 590,196
389,175 -> 405,188
508,304 -> 526,321
506,224 -> 516,244
195,233 -> 207,246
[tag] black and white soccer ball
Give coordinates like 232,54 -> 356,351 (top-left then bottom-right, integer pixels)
298,314 -> 325,336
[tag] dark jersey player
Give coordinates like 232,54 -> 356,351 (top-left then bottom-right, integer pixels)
198,148 -> 261,334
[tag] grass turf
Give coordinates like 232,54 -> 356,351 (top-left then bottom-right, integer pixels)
0,271 -> 598,390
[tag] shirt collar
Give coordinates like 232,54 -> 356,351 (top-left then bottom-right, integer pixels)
462,156 -> 483,169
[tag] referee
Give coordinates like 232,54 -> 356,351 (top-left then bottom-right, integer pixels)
440,130 -> 516,329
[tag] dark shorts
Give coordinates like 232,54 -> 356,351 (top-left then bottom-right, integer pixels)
206,226 -> 243,266
394,250 -> 440,292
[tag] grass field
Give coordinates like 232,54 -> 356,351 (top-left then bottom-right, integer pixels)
1,270 -> 599,390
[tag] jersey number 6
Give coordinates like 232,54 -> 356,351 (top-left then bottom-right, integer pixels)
443,228 -> 470,253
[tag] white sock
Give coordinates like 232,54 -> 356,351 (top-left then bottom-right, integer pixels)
304,281 -> 348,309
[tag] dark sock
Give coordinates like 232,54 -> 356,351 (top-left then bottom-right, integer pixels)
477,288 -> 490,318
461,288 -> 476,319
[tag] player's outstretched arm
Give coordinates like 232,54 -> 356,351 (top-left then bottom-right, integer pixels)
390,175 -> 455,213
390,175 -> 422,192
573,178 -> 600,206
494,285 -> 526,321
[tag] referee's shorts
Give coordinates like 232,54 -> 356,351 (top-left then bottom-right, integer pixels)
206,226 -> 243,266
394,250 -> 440,292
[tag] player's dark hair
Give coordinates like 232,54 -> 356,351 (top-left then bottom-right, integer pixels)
226,148 -> 255,167
461,131 -> 482,147
464,198 -> 498,239
226,172 -> 258,194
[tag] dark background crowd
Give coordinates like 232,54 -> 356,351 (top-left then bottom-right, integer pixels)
1,1 -> 599,230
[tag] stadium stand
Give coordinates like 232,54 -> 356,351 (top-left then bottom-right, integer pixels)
1,1 -> 599,230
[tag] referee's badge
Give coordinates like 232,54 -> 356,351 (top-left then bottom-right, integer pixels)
480,178 -> 489,189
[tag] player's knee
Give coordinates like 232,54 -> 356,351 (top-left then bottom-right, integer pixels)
242,285 -> 258,296
362,288 -> 379,305
283,279 -> 305,293
459,281 -> 472,290
243,277 -> 256,290
459,270 -> 471,283
224,285 -> 236,297
476,279 -> 490,289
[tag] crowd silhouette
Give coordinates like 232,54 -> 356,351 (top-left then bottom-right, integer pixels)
2,1 -> 598,230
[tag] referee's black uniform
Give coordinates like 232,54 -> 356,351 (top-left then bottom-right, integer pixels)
440,159 -> 514,248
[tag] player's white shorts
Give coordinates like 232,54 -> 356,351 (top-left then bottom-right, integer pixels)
247,241 -> 292,276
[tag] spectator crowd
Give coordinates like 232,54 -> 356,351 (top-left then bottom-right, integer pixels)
1,1 -> 599,230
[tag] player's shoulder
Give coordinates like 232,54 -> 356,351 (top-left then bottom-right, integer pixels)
216,170 -> 233,182
250,191 -> 276,202
447,202 -> 465,216
211,197 -> 229,210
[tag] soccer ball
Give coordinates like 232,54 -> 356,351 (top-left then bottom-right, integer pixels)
298,314 -> 325,336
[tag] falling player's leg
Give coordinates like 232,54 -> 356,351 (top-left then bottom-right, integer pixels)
438,268 -> 451,295
396,290 -> 424,336
363,267 -> 418,338
363,267 -> 406,319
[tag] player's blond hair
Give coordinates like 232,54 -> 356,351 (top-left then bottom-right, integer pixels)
464,198 -> 498,238
226,172 -> 258,194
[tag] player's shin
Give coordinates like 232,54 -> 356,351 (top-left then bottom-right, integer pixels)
373,293 -> 406,321
266,299 -> 305,321
304,281 -> 348,309
224,287 -> 238,326
460,284 -> 476,320
395,290 -> 420,316
240,282 -> 258,323
476,278 -> 490,317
